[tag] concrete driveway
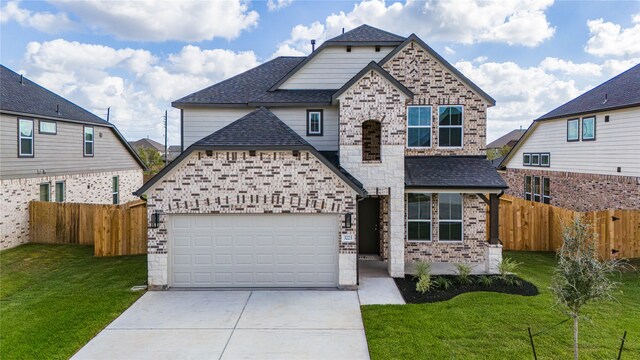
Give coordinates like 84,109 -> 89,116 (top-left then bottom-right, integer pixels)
72,290 -> 369,360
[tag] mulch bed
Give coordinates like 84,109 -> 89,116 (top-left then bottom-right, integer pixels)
394,275 -> 539,304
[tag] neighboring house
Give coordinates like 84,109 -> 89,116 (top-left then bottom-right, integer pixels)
129,137 -> 166,156
486,128 -> 525,159
0,65 -> 146,249
137,25 -> 506,290
499,64 -> 640,211
167,145 -> 181,162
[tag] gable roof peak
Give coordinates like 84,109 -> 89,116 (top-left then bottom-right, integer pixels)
326,24 -> 406,44
332,61 -> 413,102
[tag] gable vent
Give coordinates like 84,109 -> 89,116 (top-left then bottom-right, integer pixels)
346,45 -> 352,52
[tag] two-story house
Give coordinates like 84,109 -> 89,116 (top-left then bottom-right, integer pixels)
0,65 -> 146,249
499,64 -> 640,211
137,25 -> 507,290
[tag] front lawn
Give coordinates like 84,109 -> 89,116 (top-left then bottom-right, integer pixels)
0,244 -> 147,360
362,252 -> 640,359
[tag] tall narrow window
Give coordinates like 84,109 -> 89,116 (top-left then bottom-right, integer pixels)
567,118 -> 579,141
524,176 -> 532,201
55,181 -> 65,202
306,110 -> 323,136
438,106 -> 463,147
407,106 -> 431,147
439,193 -> 463,242
582,116 -> 595,140
407,193 -> 431,241
542,177 -> 551,204
18,119 -> 34,157
84,126 -> 94,156
40,183 -> 50,202
362,120 -> 381,161
533,176 -> 541,202
112,176 -> 119,204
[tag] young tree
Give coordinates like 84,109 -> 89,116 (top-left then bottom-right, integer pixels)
136,147 -> 164,174
550,217 -> 622,360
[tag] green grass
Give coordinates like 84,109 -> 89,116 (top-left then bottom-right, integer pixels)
362,252 -> 640,359
0,244 -> 147,360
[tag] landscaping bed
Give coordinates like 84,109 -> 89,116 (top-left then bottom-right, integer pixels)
395,274 -> 538,304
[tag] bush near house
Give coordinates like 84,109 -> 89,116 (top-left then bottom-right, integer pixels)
0,244 -> 146,360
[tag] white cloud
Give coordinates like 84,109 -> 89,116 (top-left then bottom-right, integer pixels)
585,13 -> 640,57
50,0 -> 258,41
267,0 -> 294,11
444,46 -> 455,55
276,0 -> 555,56
0,1 -> 74,33
273,22 -> 326,57
456,57 -> 639,142
21,39 -> 260,145
473,56 -> 488,63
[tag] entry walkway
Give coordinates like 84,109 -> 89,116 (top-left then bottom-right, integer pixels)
357,260 -> 405,305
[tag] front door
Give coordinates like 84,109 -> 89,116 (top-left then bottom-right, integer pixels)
358,198 -> 380,255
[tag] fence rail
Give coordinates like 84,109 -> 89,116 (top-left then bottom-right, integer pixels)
29,201 -> 147,257
487,195 -> 640,259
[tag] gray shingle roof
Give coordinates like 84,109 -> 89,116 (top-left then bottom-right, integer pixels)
537,63 -> 640,121
326,24 -> 405,43
249,90 -> 335,105
405,156 -> 507,189
172,57 -> 306,106
486,129 -> 526,149
130,138 -> 165,152
194,107 -> 308,147
1,65 -> 108,125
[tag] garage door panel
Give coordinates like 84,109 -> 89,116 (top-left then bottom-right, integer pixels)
170,214 -> 338,287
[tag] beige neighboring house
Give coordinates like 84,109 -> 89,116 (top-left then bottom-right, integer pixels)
0,65 -> 146,249
499,64 -> 640,211
137,25 -> 507,290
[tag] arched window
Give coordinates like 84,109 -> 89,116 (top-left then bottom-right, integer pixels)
362,120 -> 381,161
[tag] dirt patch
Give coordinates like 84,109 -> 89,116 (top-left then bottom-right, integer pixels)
394,275 -> 539,304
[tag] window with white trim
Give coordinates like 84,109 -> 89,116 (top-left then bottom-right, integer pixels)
407,193 -> 431,241
533,176 -> 541,202
84,126 -> 94,156
524,176 -> 532,201
543,177 -> 551,204
112,176 -> 119,204
39,120 -> 57,134
55,181 -> 65,202
523,154 -> 531,165
438,106 -> 463,147
18,119 -> 34,157
40,183 -> 50,202
306,110 -> 323,136
407,106 -> 431,147
439,193 -> 463,242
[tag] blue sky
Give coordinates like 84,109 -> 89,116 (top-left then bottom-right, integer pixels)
2,0 -> 639,145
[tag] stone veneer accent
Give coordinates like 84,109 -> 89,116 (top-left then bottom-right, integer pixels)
0,169 -> 142,249
382,41 -> 488,156
405,194 -> 487,263
502,168 -> 640,212
144,150 -> 359,288
337,68 -> 410,277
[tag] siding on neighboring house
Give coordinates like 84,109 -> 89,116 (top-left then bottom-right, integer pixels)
503,107 -> 640,177
0,114 -> 140,179
182,107 -> 340,151
280,46 -> 395,90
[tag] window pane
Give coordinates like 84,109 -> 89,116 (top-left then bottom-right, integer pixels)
408,194 -> 420,219
408,107 -> 420,126
525,176 -> 532,193
409,221 -> 431,241
534,177 -> 541,199
440,222 -> 462,241
40,121 -> 56,133
543,178 -> 550,197
582,117 -> 595,139
20,119 -> 33,137
567,119 -> 579,140
408,128 -> 430,147
448,106 -> 462,125
40,184 -> 50,202
85,142 -> 93,155
525,193 -> 532,201
438,107 -> 450,125
85,127 -> 93,141
113,176 -> 119,192
55,182 -> 64,202
531,154 -> 540,165
541,154 -> 549,166
418,107 -> 431,126
523,154 -> 531,165
20,138 -> 33,155
439,193 -> 462,220
439,127 -> 462,147
408,193 -> 430,220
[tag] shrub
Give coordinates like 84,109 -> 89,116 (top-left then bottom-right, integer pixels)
416,274 -> 432,293
498,258 -> 522,286
455,263 -> 473,285
413,261 -> 431,279
433,276 -> 453,290
476,275 -> 494,287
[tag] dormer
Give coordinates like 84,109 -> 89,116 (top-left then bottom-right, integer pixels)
270,25 -> 405,91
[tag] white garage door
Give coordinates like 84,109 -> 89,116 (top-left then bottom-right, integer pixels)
169,214 -> 339,288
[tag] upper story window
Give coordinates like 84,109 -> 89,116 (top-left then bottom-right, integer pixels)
438,106 -> 463,147
39,120 -> 57,134
18,118 -> 34,157
306,110 -> 323,136
524,153 -> 550,167
407,193 -> 431,242
362,120 -> 381,161
407,106 -> 431,148
567,118 -> 579,141
582,116 -> 595,140
439,193 -> 463,242
84,126 -> 94,156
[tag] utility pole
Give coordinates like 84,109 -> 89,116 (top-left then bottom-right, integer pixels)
164,110 -> 168,166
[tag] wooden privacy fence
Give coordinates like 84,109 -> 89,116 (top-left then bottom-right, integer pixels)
487,195 -> 640,259
29,200 -> 147,257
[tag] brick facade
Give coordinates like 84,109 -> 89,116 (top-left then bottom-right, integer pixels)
502,168 -> 640,212
144,150 -> 359,288
382,41 -> 488,156
0,169 -> 142,249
